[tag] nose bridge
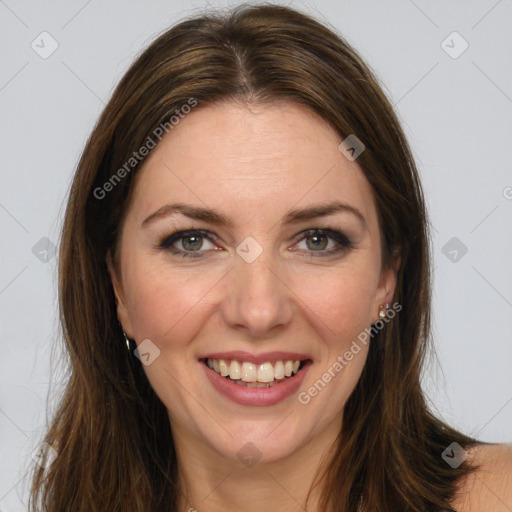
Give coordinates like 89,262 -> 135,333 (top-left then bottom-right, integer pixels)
222,240 -> 293,335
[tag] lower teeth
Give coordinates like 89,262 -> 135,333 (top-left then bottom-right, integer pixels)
230,377 -> 288,388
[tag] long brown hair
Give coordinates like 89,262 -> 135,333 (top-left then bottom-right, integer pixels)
30,4 -> 482,511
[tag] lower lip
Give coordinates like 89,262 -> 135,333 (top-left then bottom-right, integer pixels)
201,360 -> 312,407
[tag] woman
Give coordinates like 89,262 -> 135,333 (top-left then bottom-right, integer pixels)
30,4 -> 512,511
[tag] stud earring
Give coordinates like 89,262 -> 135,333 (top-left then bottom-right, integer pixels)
378,304 -> 389,319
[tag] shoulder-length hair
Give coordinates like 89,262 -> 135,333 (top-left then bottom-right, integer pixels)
30,4 -> 481,511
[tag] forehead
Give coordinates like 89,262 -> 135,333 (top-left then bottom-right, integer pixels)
127,101 -> 379,231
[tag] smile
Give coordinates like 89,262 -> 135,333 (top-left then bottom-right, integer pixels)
200,353 -> 313,406
204,358 -> 306,388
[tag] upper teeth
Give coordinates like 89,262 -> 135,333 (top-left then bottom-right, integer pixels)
206,358 -> 301,382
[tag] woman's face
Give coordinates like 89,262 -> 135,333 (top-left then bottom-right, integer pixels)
108,101 -> 397,464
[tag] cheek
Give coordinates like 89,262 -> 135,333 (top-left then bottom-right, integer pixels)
293,263 -> 379,342
123,260 -> 223,346
294,269 -> 376,414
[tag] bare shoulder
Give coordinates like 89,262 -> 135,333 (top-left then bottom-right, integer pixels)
450,443 -> 512,511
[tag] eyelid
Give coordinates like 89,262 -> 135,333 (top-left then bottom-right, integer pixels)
158,229 -> 218,250
292,228 -> 352,247
289,229 -> 353,258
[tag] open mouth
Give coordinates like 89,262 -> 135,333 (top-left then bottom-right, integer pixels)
202,358 -> 311,388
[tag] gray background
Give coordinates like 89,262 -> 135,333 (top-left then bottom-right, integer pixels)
1,0 -> 511,510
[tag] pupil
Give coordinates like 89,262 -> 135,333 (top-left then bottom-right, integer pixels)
307,234 -> 327,250
183,235 -> 202,251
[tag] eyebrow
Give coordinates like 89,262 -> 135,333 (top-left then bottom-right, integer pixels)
141,201 -> 367,230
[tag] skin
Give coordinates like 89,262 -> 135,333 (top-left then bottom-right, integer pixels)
107,100 -> 400,511
453,444 -> 512,511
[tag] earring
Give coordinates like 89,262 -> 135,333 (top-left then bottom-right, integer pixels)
378,304 -> 389,319
122,329 -> 137,353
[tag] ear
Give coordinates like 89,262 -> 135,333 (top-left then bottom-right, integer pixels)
106,249 -> 134,338
373,250 -> 401,323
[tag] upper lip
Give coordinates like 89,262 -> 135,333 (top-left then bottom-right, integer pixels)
199,351 -> 312,365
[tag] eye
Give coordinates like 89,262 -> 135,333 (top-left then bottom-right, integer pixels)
158,229 -> 218,257
293,229 -> 352,256
157,227 -> 353,259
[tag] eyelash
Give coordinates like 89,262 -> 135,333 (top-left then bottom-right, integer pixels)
156,228 -> 353,259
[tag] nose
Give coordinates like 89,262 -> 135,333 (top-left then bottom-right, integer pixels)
221,248 -> 294,337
